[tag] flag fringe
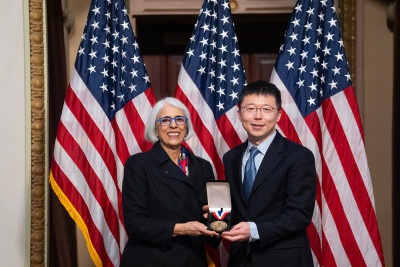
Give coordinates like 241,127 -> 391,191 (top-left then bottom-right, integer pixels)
49,171 -> 103,267
206,251 -> 217,267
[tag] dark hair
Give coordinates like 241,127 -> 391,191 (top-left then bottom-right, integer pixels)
238,80 -> 282,110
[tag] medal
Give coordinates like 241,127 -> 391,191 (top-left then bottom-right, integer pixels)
210,220 -> 228,232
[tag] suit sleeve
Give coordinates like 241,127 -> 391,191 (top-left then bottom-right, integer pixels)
255,148 -> 317,247
122,155 -> 175,249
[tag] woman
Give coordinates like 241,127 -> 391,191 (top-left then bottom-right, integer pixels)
120,97 -> 217,267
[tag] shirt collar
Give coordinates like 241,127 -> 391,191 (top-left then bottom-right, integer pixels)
246,130 -> 277,155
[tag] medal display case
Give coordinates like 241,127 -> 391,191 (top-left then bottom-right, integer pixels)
206,181 -> 232,233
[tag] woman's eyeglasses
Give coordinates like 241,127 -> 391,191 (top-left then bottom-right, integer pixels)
157,116 -> 188,126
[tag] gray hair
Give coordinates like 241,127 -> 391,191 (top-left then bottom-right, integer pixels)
144,97 -> 194,143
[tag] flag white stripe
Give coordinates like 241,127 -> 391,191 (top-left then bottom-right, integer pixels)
224,105 -> 248,142
321,193 -> 351,267
53,140 -> 120,266
115,107 -> 140,159
218,242 -> 229,267
132,91 -> 153,127
311,250 -> 319,267
311,201 -> 322,241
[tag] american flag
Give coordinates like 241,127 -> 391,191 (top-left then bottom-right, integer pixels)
49,0 -> 156,266
175,0 -> 247,265
271,0 -> 385,266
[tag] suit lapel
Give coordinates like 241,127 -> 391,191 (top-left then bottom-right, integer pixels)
250,132 -> 284,195
150,142 -> 194,187
231,143 -> 248,206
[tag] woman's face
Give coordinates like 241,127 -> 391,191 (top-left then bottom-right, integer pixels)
156,104 -> 187,150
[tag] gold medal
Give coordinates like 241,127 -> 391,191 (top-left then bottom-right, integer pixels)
210,220 -> 228,232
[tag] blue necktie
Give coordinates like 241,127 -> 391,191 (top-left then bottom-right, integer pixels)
243,147 -> 260,201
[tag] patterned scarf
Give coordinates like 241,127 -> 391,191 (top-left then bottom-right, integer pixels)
178,146 -> 189,176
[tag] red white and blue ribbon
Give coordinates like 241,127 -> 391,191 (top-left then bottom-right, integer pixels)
212,209 -> 229,220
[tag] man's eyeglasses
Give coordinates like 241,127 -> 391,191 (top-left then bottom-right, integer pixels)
241,105 -> 278,115
157,116 -> 188,126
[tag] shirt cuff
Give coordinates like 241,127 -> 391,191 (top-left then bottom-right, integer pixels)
248,222 -> 260,242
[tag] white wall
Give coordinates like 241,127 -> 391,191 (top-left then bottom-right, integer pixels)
0,0 -> 28,266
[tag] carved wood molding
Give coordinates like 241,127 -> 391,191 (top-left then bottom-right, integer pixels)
29,0 -> 46,266
340,0 -> 357,88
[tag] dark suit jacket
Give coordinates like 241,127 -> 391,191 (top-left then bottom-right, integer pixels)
120,142 -> 214,267
223,131 -> 317,267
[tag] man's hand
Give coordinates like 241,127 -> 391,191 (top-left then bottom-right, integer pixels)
221,222 -> 251,241
202,205 -> 210,219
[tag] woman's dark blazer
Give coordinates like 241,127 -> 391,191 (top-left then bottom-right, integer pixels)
120,142 -> 215,267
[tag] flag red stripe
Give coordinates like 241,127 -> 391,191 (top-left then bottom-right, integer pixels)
322,98 -> 384,264
307,174 -> 323,265
216,113 -> 242,149
144,87 -> 157,106
322,231 -> 338,267
123,101 -> 153,153
343,86 -> 365,142
314,175 -> 322,230
277,109 -> 302,145
307,223 -> 322,264
65,86 -> 118,186
303,112 -> 323,152
175,85 -> 225,180
110,119 -> 131,167
109,119 -> 128,227
51,159 -> 114,267
56,122 -> 121,244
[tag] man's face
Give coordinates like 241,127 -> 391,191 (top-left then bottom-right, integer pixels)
238,93 -> 281,146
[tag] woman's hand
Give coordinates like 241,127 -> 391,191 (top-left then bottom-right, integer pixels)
173,221 -> 218,237
202,205 -> 210,219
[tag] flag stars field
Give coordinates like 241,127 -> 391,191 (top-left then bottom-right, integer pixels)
180,0 -> 245,117
75,0 -> 151,119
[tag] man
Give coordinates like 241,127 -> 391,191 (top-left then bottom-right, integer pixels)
221,80 -> 317,266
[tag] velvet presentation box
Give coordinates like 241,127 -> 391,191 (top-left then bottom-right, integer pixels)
206,181 -> 231,232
